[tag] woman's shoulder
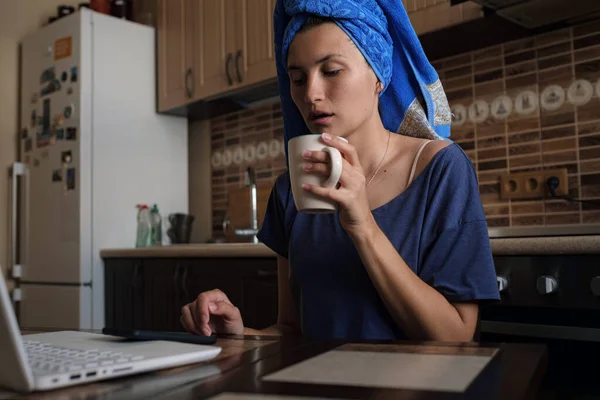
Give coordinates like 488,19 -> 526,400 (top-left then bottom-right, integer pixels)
412,139 -> 455,178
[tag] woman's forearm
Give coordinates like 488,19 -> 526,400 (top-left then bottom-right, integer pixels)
352,220 -> 474,342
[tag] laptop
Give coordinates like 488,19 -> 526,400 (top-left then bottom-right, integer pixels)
0,272 -> 222,393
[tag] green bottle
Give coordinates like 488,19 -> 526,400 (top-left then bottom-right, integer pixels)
150,204 -> 162,246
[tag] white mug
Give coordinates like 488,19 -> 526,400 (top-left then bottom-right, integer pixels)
288,134 -> 346,214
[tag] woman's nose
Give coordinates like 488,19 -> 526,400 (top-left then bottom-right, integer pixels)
304,76 -> 325,104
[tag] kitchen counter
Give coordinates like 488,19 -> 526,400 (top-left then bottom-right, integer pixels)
491,235 -> 600,255
101,235 -> 600,259
100,243 -> 277,258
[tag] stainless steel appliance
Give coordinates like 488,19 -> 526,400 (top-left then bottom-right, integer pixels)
480,248 -> 600,397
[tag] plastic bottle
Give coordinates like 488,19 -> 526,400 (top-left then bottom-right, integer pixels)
150,204 -> 163,246
135,204 -> 152,248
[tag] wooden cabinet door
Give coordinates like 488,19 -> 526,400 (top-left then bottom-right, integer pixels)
156,0 -> 191,112
104,259 -> 145,330
239,0 -> 276,87
241,264 -> 278,330
194,0 -> 238,99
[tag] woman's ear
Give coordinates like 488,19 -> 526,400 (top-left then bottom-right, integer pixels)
376,80 -> 383,94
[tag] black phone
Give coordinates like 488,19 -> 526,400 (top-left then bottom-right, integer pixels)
102,327 -> 217,345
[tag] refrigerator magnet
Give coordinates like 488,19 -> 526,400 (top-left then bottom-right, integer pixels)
52,170 -> 62,182
61,151 -> 72,164
24,138 -> 32,153
21,128 -> 28,139
64,104 -> 74,119
70,66 -> 78,82
66,127 -> 77,141
66,168 -> 76,190
56,127 -> 65,140
67,87 -> 73,95
40,66 -> 55,84
61,71 -> 68,82
31,110 -> 36,127
54,36 -> 72,61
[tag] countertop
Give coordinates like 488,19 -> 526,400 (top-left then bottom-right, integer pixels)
100,235 -> 600,258
100,243 -> 277,258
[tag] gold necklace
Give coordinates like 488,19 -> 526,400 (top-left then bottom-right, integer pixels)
365,130 -> 391,187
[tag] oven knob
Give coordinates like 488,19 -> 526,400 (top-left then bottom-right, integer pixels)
496,276 -> 508,293
537,275 -> 558,295
591,276 -> 600,296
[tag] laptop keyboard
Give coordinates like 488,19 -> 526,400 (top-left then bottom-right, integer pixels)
23,340 -> 145,375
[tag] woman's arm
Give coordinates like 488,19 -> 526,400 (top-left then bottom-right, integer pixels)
244,255 -> 302,336
352,224 -> 479,342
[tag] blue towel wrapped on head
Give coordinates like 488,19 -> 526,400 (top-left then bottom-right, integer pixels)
274,0 -> 453,158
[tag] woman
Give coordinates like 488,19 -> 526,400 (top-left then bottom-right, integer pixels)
181,0 -> 499,342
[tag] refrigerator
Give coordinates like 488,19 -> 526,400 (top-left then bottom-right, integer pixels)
10,9 -> 188,331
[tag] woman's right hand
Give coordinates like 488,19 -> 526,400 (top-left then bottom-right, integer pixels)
180,289 -> 244,336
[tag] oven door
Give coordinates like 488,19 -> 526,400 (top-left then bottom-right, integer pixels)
480,255 -> 600,398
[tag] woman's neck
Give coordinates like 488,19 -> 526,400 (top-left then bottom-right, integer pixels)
345,118 -> 393,177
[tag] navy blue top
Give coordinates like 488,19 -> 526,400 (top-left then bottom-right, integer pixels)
256,143 -> 500,340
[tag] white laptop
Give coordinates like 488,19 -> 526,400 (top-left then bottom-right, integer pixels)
0,272 -> 222,393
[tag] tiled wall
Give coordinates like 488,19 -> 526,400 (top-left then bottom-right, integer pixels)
434,20 -> 600,229
210,103 -> 286,239
209,19 -> 600,240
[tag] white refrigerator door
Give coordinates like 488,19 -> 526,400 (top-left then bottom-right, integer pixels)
89,12 -> 188,330
19,12 -> 91,285
19,284 -> 92,329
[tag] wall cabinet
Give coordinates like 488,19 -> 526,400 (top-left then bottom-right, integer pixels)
104,257 -> 279,332
157,0 -> 276,113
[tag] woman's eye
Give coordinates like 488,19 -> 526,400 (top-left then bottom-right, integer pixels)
324,70 -> 341,77
291,76 -> 306,86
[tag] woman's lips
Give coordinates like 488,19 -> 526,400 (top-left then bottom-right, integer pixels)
310,114 -> 333,125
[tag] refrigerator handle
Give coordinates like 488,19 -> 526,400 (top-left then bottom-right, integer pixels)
9,163 -> 26,274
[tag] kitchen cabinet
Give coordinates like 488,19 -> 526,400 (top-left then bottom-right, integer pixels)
156,0 -> 276,113
156,0 -> 192,112
103,257 -> 279,332
104,259 -> 145,330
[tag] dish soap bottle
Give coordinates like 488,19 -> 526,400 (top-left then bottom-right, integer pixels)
150,204 -> 162,246
135,204 -> 152,248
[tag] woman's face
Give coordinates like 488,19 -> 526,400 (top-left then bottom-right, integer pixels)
287,22 -> 381,137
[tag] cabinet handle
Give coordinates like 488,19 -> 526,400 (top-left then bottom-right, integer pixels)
225,53 -> 233,85
173,264 -> 182,288
185,68 -> 194,98
131,263 -> 141,289
235,49 -> 243,83
180,267 -> 189,301
257,269 -> 277,277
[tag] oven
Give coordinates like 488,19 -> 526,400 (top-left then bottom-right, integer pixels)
479,252 -> 600,398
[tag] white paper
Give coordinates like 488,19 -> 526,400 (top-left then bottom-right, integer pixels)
262,350 -> 494,393
209,394 -> 346,400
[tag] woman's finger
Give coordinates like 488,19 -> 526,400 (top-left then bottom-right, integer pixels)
337,158 -> 365,188
181,305 -> 202,335
302,183 -> 344,205
302,150 -> 330,164
320,133 -> 361,167
303,161 -> 331,176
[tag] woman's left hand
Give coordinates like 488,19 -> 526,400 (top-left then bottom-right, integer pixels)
302,133 -> 376,239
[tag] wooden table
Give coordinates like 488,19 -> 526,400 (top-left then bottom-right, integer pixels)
4,331 -> 547,400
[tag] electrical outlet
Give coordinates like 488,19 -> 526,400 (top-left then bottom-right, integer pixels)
500,168 -> 569,200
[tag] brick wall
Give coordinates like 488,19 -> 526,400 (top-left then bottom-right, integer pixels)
209,19 -> 600,240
